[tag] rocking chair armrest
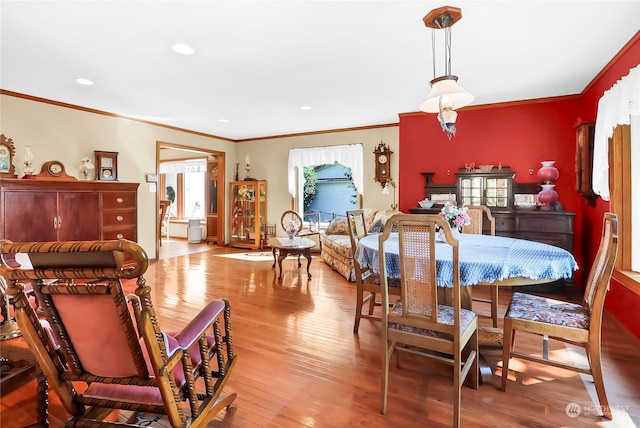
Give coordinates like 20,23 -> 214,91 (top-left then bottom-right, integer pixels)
173,299 -> 226,350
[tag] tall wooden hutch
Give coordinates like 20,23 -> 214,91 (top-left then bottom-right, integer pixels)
229,180 -> 267,249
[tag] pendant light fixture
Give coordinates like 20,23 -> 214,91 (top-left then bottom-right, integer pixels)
419,6 -> 474,139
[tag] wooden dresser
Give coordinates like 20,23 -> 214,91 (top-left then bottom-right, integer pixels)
0,179 -> 138,243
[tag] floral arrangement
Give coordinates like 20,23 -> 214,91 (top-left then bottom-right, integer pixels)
439,202 -> 471,230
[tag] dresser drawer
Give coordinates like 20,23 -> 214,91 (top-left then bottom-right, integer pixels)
101,192 -> 136,210
101,226 -> 137,241
102,209 -> 136,228
493,216 -> 515,231
517,231 -> 573,252
518,215 -> 572,233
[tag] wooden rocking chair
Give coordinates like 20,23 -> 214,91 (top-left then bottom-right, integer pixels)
0,239 -> 237,427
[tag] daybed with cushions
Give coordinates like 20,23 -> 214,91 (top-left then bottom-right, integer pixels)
320,208 -> 400,281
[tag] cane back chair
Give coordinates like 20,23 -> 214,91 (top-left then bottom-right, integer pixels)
0,239 -> 237,427
379,214 -> 478,428
461,205 -> 500,328
501,212 -> 619,419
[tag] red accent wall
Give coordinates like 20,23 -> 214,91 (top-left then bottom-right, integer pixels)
399,98 -> 584,284
398,31 -> 640,339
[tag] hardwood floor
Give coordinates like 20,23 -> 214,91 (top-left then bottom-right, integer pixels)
2,240 -> 639,427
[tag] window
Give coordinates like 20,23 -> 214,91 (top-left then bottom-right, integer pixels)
592,65 -> 639,293
288,144 -> 363,222
160,159 -> 207,220
609,122 -> 640,292
305,164 -> 358,222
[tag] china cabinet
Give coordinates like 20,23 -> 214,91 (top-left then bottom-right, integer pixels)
409,168 -> 574,252
229,180 -> 267,249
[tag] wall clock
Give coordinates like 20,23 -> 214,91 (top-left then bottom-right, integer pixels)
94,150 -> 118,181
35,161 -> 76,181
0,134 -> 18,178
373,141 -> 393,188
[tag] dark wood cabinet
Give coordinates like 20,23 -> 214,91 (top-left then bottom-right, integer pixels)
575,121 -> 597,205
410,169 -> 575,293
0,179 -> 138,243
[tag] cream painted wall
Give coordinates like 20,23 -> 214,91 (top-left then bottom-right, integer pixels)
236,127 -> 400,236
1,94 -> 235,259
1,93 -> 400,256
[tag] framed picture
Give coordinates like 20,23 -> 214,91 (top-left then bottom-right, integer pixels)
0,134 -> 18,178
94,150 -> 118,181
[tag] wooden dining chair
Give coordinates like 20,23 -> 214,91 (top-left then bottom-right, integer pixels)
158,199 -> 171,246
501,212 -> 619,419
0,239 -> 237,427
346,209 -> 400,333
462,205 -> 500,328
379,214 -> 478,428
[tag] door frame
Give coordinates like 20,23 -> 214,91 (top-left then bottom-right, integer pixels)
156,141 -> 225,255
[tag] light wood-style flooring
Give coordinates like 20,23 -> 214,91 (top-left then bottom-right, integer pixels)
1,239 -> 639,427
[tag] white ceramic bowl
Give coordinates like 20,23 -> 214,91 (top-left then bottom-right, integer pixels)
477,164 -> 494,172
418,200 -> 435,208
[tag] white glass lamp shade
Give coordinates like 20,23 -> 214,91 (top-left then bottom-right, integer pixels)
79,158 -> 95,169
382,183 -> 390,195
420,76 -> 475,113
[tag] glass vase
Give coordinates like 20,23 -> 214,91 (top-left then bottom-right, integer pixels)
537,160 -> 559,184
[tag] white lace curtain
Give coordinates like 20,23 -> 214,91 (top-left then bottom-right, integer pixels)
592,64 -> 640,200
159,159 -> 207,174
287,144 -> 364,197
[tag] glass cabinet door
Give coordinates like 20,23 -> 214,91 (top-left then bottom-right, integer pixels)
230,180 -> 267,249
460,177 -> 483,206
485,178 -> 509,207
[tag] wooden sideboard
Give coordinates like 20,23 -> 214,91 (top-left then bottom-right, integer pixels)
0,179 -> 138,243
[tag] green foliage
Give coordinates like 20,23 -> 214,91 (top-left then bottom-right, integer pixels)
166,186 -> 176,204
344,169 -> 358,204
303,166 -> 318,212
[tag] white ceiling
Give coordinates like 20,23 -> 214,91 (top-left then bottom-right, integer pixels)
1,1 -> 639,140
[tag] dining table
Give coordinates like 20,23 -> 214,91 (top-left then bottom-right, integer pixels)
355,232 -> 579,382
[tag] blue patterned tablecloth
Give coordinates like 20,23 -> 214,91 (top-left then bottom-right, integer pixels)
355,233 -> 578,288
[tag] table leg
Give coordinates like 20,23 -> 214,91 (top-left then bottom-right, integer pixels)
303,249 -> 312,279
277,250 -> 288,281
272,248 -> 277,268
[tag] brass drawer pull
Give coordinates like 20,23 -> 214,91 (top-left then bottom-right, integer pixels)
116,215 -> 124,222
116,233 -> 124,239
116,197 -> 124,203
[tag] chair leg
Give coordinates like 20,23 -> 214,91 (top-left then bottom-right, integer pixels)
353,283 -> 364,334
453,351 -> 462,428
501,318 -> 514,391
588,339 -> 612,419
368,292 -> 376,315
490,286 -> 499,328
381,341 -> 391,415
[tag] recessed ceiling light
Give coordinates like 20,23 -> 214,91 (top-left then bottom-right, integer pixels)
301,106 -> 312,111
218,119 -> 228,123
172,43 -> 194,55
75,78 -> 94,86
